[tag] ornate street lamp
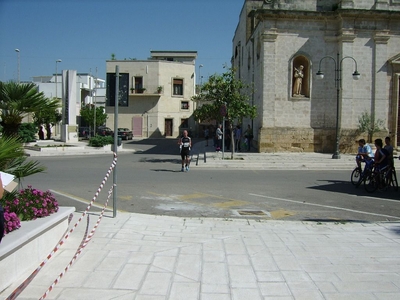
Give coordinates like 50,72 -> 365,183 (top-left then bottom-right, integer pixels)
316,53 -> 360,159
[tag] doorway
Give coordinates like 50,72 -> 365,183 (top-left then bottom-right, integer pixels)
165,119 -> 173,137
132,116 -> 143,137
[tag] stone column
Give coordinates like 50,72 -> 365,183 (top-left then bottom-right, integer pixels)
259,28 -> 278,152
61,70 -> 78,143
338,29 -> 356,130
373,30 -> 390,132
261,28 -> 278,128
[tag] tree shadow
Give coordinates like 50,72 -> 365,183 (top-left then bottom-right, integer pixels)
308,179 -> 400,201
140,157 -> 181,164
126,138 -> 201,155
151,169 -> 184,173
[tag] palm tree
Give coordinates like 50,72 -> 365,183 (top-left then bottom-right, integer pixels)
0,135 -> 46,189
0,81 -> 59,137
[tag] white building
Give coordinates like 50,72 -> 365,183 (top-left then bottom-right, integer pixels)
32,73 -> 106,137
105,51 -> 198,138
233,0 -> 400,153
33,73 -> 106,121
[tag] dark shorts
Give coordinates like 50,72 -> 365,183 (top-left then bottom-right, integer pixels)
181,149 -> 190,159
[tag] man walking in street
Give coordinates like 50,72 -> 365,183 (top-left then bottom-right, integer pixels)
178,130 -> 192,172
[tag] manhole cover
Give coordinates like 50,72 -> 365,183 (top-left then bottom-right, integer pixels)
237,210 -> 266,216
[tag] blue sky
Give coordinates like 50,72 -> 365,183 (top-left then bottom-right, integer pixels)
0,0 -> 244,83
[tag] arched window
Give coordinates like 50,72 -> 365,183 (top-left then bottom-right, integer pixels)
291,55 -> 310,98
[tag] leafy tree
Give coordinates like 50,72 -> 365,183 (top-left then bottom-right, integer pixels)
33,98 -> 62,140
0,81 -> 59,137
80,104 -> 108,132
357,111 -> 385,143
191,67 -> 257,158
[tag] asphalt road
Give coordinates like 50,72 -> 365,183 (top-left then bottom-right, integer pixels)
24,139 -> 400,222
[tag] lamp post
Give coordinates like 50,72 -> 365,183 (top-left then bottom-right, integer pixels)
55,59 -> 62,99
15,49 -> 20,83
220,102 -> 227,159
316,53 -> 360,159
199,64 -> 203,87
94,67 -> 97,136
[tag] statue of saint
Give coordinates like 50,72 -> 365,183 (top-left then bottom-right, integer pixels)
293,65 -> 304,96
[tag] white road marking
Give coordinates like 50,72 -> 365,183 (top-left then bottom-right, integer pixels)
51,189 -> 113,212
249,193 -> 400,220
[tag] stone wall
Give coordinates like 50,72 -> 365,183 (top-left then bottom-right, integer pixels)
258,126 -> 390,153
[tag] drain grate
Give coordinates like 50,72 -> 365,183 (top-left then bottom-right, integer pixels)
237,210 -> 267,216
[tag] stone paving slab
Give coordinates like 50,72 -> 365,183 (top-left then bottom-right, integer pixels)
1,212 -> 399,300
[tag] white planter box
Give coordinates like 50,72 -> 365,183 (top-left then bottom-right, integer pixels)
0,207 -> 75,292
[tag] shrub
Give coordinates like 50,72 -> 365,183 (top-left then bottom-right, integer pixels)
88,136 -> 114,147
2,186 -> 59,221
18,123 -> 38,143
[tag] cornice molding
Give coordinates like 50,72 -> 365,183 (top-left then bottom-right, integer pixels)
262,28 -> 278,42
374,30 -> 391,44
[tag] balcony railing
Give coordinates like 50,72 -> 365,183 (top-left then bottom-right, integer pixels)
130,85 -> 164,95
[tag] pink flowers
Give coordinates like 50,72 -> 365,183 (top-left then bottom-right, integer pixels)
3,211 -> 20,234
1,186 -> 59,237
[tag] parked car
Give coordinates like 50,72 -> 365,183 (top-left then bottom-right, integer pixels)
117,128 -> 133,140
78,127 -> 93,139
97,126 -> 113,136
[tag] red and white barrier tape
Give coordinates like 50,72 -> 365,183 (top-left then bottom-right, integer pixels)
6,153 -> 117,300
39,184 -> 115,300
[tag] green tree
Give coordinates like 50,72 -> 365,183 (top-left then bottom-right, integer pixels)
0,81 -> 59,137
357,111 -> 385,143
33,98 -> 62,139
80,104 -> 108,132
192,67 -> 257,158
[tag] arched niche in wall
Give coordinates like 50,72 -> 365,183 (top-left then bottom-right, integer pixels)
291,55 -> 310,98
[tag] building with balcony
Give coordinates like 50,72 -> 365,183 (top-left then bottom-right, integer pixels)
105,50 -> 197,138
233,0 -> 400,153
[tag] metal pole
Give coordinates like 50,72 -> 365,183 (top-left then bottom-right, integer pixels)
332,53 -> 341,159
15,49 -> 20,83
199,64 -> 203,86
222,117 -> 225,159
113,65 -> 119,218
89,68 -> 92,137
94,67 -> 97,136
55,59 -> 61,99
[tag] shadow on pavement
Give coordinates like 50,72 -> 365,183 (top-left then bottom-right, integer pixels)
126,138 -> 202,155
151,169 -> 183,173
301,218 -> 370,223
308,179 -> 400,201
390,225 -> 400,236
139,157 -> 181,164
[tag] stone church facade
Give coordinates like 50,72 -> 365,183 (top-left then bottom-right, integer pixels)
232,0 -> 400,153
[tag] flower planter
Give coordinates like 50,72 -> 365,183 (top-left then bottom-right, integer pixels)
0,207 -> 75,292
